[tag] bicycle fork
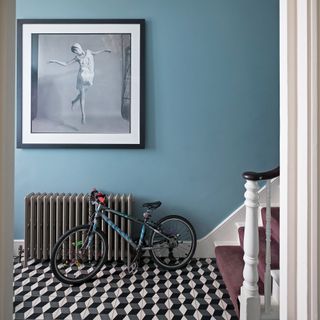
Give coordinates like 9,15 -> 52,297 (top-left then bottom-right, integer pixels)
82,223 -> 97,251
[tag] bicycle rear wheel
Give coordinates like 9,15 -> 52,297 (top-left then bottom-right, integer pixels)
51,224 -> 107,285
149,215 -> 196,270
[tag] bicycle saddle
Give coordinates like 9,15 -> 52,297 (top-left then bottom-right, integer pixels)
142,201 -> 162,210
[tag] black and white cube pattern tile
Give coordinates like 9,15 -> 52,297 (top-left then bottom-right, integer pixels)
13,258 -> 238,320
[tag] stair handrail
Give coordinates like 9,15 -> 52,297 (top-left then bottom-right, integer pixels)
242,166 -> 280,181
239,166 -> 279,319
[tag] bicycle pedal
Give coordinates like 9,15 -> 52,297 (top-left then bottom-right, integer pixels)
127,262 -> 138,274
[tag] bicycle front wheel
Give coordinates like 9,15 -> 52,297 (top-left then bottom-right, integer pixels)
149,215 -> 196,270
51,224 -> 107,285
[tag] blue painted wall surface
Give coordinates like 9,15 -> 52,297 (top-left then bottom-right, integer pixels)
15,0 -> 279,239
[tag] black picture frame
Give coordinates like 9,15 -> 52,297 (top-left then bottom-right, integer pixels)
17,19 -> 145,148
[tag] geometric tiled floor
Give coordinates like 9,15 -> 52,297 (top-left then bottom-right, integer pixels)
13,258 -> 238,319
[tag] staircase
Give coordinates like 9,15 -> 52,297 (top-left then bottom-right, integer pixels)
215,167 -> 280,319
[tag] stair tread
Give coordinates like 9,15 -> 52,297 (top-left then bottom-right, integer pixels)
215,245 -> 264,318
261,207 -> 280,243
238,226 -> 279,282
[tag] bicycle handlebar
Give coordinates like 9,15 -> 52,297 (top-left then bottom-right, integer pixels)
90,188 -> 106,205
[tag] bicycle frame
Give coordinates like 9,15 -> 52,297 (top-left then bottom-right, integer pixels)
92,203 -> 172,252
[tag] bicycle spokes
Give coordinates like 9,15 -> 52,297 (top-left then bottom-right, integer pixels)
51,225 -> 107,284
150,217 -> 196,268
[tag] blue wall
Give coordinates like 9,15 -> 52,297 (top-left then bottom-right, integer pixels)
15,0 -> 279,239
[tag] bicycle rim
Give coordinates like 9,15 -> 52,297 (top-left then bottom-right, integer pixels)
51,225 -> 107,284
150,216 -> 196,270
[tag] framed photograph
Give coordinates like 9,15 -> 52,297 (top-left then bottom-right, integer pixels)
17,19 -> 145,148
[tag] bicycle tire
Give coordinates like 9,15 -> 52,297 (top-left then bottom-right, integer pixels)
51,224 -> 107,285
149,215 -> 196,270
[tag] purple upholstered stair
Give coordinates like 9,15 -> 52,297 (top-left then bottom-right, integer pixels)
215,207 -> 280,318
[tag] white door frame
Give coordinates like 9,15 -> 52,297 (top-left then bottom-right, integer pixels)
0,0 -> 15,319
280,0 -> 319,319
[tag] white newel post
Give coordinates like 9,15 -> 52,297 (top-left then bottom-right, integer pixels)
239,180 -> 261,320
264,180 -> 272,313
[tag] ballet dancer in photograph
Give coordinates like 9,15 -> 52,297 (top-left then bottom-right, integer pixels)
49,43 -> 111,124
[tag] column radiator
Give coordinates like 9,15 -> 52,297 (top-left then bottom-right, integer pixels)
24,193 -> 133,267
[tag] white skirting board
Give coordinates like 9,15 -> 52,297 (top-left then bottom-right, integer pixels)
13,240 -> 24,257
14,178 -> 279,260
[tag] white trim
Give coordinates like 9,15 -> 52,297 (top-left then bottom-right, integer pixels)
310,0 -> 319,317
211,240 -> 239,247
13,240 -> 24,257
296,0 -> 310,317
271,270 -> 280,304
280,0 -> 297,318
280,1 -> 291,319
280,0 -> 319,318
0,0 -> 15,318
193,178 -> 279,258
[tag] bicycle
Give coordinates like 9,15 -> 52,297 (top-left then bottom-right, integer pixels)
51,189 -> 197,285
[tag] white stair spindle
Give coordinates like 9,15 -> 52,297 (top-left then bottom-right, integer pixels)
264,180 -> 272,313
240,180 -> 261,320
